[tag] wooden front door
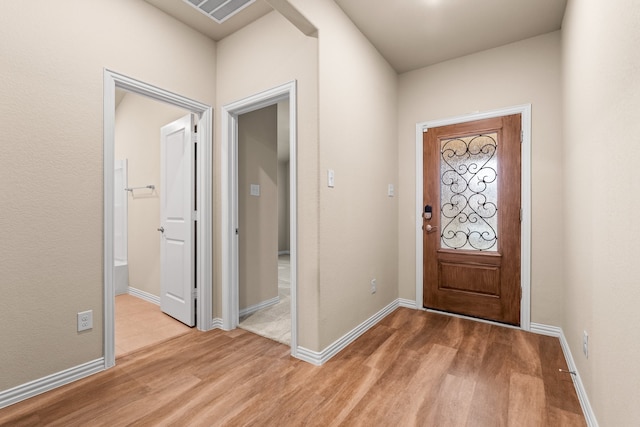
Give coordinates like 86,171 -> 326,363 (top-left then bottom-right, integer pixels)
423,114 -> 521,325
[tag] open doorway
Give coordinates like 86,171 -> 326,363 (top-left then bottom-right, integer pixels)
113,89 -> 194,357
221,81 -> 298,355
236,101 -> 291,344
103,70 -> 213,369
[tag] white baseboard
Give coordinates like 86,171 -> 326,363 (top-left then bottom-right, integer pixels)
531,323 -> 599,427
211,317 -> 224,329
239,296 -> 280,317
296,299 -> 400,366
399,298 -> 418,309
0,358 -> 104,410
295,346 -> 324,366
128,287 -> 160,305
530,322 -> 562,337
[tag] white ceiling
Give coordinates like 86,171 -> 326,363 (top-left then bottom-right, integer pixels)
334,0 -> 567,73
146,0 -> 567,73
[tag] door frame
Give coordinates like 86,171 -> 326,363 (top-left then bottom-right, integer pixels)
103,69 -> 213,369
221,81 -> 298,356
415,104 -> 532,331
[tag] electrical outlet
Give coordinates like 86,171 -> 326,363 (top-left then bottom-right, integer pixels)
370,278 -> 377,294
583,330 -> 589,358
78,310 -> 93,332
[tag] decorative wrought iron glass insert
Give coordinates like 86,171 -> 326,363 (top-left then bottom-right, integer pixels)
440,133 -> 498,251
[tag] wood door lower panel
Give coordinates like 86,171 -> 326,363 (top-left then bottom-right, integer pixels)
439,262 -> 500,296
428,250 -> 504,321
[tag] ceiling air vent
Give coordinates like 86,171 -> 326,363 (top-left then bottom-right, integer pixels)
185,0 -> 256,24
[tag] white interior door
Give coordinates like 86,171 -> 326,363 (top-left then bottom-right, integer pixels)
160,114 -> 195,326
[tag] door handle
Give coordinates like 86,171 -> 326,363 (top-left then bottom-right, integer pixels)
157,227 -> 164,233
425,224 -> 438,234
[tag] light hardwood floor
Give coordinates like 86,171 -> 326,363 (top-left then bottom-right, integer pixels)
115,294 -> 192,357
0,308 -> 586,426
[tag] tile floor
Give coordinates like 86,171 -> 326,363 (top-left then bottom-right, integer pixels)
115,294 -> 192,358
238,255 -> 291,345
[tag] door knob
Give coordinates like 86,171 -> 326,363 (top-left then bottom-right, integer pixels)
425,224 -> 438,234
157,227 -> 164,233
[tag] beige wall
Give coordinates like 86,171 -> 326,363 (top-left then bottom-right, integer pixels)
277,100 -> 291,253
114,91 -> 188,297
292,0 -> 399,349
0,0 -> 215,391
397,31 -> 564,326
218,2 -> 398,350
215,10 -> 319,348
562,1 -> 640,424
238,105 -> 279,309
278,160 -> 290,253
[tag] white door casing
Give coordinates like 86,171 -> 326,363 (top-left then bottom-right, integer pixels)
414,104 -> 532,331
160,115 -> 195,326
221,81 -> 298,356
104,69 -> 213,370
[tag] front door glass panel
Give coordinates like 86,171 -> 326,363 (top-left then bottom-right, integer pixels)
440,133 -> 498,251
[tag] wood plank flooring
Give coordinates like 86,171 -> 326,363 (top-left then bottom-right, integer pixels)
0,308 -> 586,426
115,294 -> 192,357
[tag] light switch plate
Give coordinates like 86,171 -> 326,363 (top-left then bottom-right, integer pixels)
328,169 -> 335,188
250,184 -> 260,196
388,184 -> 395,197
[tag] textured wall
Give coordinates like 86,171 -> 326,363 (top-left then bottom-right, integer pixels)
291,0 -> 399,349
0,0 -> 215,391
562,0 -> 640,424
215,10 -> 319,348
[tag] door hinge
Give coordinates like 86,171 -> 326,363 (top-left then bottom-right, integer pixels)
192,289 -> 197,300
235,228 -> 239,235
520,130 -> 523,143
519,208 -> 523,223
192,210 -> 199,221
